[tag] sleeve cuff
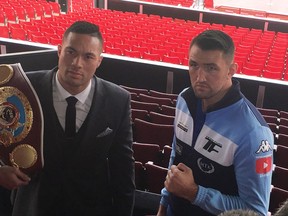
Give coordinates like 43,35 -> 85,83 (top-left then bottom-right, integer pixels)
160,187 -> 169,207
191,185 -> 207,206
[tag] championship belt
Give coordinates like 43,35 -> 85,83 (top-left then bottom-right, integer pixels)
0,63 -> 44,176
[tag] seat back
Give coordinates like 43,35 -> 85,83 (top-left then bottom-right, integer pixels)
258,108 -> 279,117
131,109 -> 149,122
160,105 -> 176,116
138,93 -> 173,107
272,166 -> 288,191
276,133 -> 288,148
131,100 -> 160,113
149,111 -> 174,125
133,118 -> 174,149
149,90 -> 178,100
132,142 -> 161,165
144,162 -> 168,194
274,145 -> 288,169
120,85 -> 149,95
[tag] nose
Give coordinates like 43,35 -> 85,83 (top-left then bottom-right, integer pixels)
72,56 -> 83,67
195,68 -> 206,82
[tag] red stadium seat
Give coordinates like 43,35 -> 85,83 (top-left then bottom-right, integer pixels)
123,49 -> 142,58
0,26 -> 10,38
120,85 -> 149,95
149,90 -> 178,101
23,5 -> 36,20
131,100 -> 160,113
241,67 -> 262,77
279,125 -> 288,136
132,142 -> 161,165
160,105 -> 176,116
131,109 -> 149,122
144,162 -> 168,194
14,6 -> 28,21
162,55 -> 181,65
272,166 -> 288,191
280,111 -> 288,119
30,34 -> 49,44
262,71 -> 283,80
104,46 -> 123,55
0,13 -> 7,26
258,108 -> 279,117
9,26 -> 26,40
279,118 -> 288,127
142,52 -> 161,61
3,7 -> 17,23
274,145 -> 288,169
138,93 -> 174,107
149,111 -> 174,125
277,133 -> 288,148
49,37 -> 62,46
133,118 -> 174,149
262,115 -> 279,124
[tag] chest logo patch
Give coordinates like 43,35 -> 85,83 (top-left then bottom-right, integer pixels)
197,158 -> 215,174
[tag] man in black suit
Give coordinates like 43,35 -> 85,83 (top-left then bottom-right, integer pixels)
0,20 -> 135,216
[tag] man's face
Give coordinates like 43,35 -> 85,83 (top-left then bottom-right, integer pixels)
57,32 -> 103,95
188,45 -> 236,109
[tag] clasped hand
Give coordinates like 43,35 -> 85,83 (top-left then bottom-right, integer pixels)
165,163 -> 198,202
0,166 -> 30,190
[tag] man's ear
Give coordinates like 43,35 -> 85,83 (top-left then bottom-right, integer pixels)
97,56 -> 103,68
228,62 -> 238,78
57,45 -> 62,57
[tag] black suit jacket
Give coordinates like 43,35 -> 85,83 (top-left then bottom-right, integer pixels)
12,68 -> 135,216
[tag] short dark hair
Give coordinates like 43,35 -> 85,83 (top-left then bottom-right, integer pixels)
274,199 -> 288,216
218,209 -> 260,216
190,30 -> 235,63
63,21 -> 103,49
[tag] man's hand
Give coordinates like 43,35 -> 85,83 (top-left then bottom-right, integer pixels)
0,166 -> 31,190
165,163 -> 198,202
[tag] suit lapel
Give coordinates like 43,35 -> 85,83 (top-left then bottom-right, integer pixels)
37,69 -> 64,154
81,76 -> 110,144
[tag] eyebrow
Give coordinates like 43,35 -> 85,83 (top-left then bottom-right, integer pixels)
189,60 -> 216,65
65,46 -> 76,52
65,47 -> 98,57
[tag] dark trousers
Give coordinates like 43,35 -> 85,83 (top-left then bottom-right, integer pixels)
0,187 -> 12,216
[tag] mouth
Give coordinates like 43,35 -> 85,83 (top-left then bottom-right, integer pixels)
195,83 -> 208,89
68,70 -> 82,77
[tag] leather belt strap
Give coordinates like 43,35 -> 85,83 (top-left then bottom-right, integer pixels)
0,63 -> 44,176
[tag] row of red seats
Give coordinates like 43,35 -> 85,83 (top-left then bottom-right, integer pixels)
68,0 -> 94,13
1,7 -> 288,81
0,24 -> 62,45
234,30 -> 288,80
0,0 -> 61,24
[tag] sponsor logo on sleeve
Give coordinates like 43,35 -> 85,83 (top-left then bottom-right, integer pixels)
255,140 -> 273,154
256,156 -> 272,174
